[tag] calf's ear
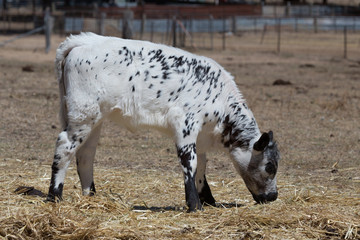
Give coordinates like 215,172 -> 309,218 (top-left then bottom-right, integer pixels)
253,132 -> 270,151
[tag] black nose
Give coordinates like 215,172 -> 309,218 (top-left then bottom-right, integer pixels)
252,192 -> 278,204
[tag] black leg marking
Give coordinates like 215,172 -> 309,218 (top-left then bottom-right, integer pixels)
177,144 -> 201,212
184,174 -> 201,212
198,176 -> 216,206
46,163 -> 63,202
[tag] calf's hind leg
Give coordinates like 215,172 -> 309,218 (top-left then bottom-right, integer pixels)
76,123 -> 102,196
47,124 -> 93,202
196,153 -> 216,206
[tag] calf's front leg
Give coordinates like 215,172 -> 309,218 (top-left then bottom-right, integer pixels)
177,143 -> 201,212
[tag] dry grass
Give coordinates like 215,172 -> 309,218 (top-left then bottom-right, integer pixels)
1,32 -> 360,239
1,159 -> 359,239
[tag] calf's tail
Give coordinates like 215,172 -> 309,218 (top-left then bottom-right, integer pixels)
55,33 -> 94,129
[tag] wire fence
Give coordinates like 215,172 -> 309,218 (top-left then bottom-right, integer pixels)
1,5 -> 360,58
0,8 -> 52,53
58,14 -> 359,59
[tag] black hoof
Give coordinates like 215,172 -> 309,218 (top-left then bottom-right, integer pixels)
45,193 -> 62,203
187,204 -> 203,213
199,178 -> 216,207
44,196 -> 56,203
200,198 -> 216,207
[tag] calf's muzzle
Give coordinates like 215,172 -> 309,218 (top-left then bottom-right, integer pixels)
252,191 -> 278,204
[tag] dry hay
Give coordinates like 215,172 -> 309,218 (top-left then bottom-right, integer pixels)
1,158 -> 359,240
1,32 -> 360,239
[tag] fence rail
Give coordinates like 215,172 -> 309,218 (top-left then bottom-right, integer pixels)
1,5 -> 359,58
0,8 -> 52,53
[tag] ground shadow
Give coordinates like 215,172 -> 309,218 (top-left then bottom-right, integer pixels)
215,202 -> 245,208
132,205 -> 185,212
132,202 -> 244,212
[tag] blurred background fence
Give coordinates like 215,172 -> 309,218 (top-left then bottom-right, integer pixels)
1,1 -> 360,57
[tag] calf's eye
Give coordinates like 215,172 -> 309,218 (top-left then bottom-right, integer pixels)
265,162 -> 276,175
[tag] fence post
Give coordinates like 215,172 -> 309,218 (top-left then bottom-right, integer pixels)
231,16 -> 237,35
44,7 -> 52,53
150,20 -> 154,42
344,26 -> 347,59
172,15 -> 177,47
8,14 -> 12,32
353,16 -> 356,32
277,18 -> 281,54
181,19 -> 186,47
122,9 -> 133,39
253,17 -> 257,34
286,1 -> 291,17
189,17 -> 193,47
313,17 -> 318,33
260,23 -> 267,44
209,14 -> 214,50
98,12 -> 106,35
222,16 -> 226,50
165,17 -> 170,43
140,13 -> 146,40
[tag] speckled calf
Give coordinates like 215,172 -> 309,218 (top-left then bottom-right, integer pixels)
47,32 -> 280,212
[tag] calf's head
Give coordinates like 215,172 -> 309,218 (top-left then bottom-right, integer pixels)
230,131 -> 280,204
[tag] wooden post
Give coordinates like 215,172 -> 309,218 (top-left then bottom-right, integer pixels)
150,20 -> 154,42
99,12 -> 106,35
344,26 -> 347,59
1,9 -> 5,33
353,17 -> 356,32
254,17 -> 257,34
189,17 -> 193,48
23,14 -> 26,32
232,16 -> 236,35
260,23 -> 267,44
165,17 -> 170,43
122,9 -> 133,39
8,13 -> 11,32
277,18 -> 281,54
314,17 -> 318,33
172,15 -> 177,47
209,15 -> 214,50
222,16 -> 226,50
179,19 -> 183,47
286,1 -> 291,17
44,7 -> 52,53
140,13 -> 146,40
181,19 -> 186,47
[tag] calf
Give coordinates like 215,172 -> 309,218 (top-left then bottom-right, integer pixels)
47,32 -> 280,212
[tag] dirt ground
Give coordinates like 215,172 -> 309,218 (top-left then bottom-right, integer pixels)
0,32 -> 359,239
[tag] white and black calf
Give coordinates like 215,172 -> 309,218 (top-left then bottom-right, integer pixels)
47,32 -> 280,212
